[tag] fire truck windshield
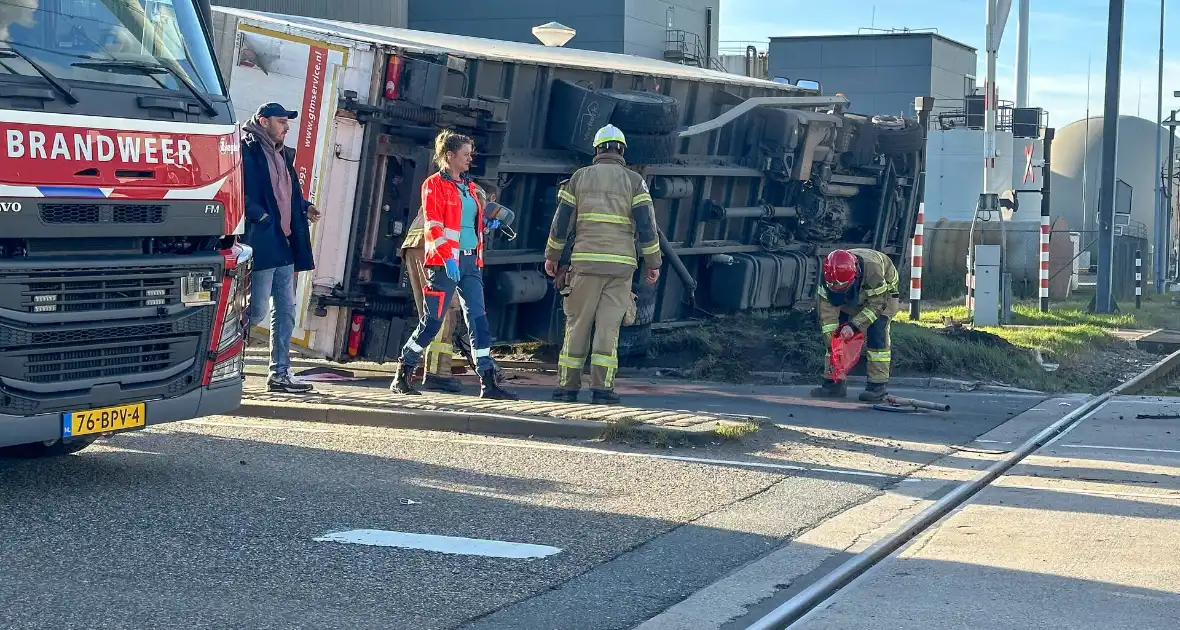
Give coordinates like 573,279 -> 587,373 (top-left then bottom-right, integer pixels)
0,0 -> 223,98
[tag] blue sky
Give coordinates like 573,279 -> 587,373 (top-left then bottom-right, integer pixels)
719,0 -> 1180,127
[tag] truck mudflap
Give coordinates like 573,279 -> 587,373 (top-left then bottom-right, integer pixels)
0,382 -> 242,450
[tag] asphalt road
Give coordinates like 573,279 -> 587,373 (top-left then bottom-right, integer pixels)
0,387 -> 1046,630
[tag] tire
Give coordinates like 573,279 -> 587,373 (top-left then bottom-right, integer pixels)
873,115 -> 924,155
631,280 -> 657,326
3,438 -> 96,459
625,133 -> 677,165
598,89 -> 680,134
617,324 -> 653,358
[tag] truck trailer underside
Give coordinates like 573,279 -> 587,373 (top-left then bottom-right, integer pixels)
215,9 -> 927,364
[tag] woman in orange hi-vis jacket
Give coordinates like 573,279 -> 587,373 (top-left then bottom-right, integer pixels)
389,129 -> 517,400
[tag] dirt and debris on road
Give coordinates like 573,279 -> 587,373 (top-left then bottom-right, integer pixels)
625,312 -> 1161,394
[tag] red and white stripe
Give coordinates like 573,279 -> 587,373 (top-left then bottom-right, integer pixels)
910,205 -> 924,302
1039,215 -> 1050,299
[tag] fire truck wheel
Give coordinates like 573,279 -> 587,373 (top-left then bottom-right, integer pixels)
598,89 -> 680,134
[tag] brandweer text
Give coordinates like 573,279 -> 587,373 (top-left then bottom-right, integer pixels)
5,130 -> 194,166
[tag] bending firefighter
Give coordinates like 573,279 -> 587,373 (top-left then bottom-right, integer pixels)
390,130 -> 517,400
811,248 -> 901,402
544,124 -> 662,405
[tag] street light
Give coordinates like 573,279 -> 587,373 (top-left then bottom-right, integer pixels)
532,22 -> 576,47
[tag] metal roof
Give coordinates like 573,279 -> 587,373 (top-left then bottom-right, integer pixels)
212,6 -> 808,92
769,31 -> 977,53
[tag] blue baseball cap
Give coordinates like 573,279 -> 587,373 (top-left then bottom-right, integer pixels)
256,102 -> 298,119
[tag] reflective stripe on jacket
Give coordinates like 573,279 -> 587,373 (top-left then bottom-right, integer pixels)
543,153 -> 663,277
421,170 -> 485,268
817,248 -> 900,333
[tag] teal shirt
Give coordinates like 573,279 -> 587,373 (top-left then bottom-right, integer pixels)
458,184 -> 478,250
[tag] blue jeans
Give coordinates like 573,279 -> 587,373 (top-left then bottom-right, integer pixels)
248,264 -> 297,379
401,252 -> 495,374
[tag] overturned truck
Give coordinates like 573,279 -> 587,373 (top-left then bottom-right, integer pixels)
212,8 -> 928,363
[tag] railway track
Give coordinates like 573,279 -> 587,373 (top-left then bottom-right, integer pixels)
742,348 -> 1180,630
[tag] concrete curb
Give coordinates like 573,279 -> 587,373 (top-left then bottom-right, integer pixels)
235,399 -> 744,445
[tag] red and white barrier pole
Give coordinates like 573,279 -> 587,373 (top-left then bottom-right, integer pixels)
909,204 -> 924,320
1039,212 -> 1050,311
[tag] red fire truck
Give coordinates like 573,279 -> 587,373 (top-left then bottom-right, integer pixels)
0,0 -> 248,456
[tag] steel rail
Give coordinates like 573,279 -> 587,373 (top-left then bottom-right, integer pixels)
745,348 -> 1180,630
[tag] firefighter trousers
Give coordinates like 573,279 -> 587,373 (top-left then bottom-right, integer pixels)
403,247 -> 460,378
558,271 -> 631,392
824,310 -> 892,384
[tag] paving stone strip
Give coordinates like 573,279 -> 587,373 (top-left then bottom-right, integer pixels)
237,386 -> 761,443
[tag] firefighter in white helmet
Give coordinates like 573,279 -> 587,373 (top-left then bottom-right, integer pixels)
544,124 -> 663,405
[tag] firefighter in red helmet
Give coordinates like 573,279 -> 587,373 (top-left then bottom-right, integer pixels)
811,248 -> 901,402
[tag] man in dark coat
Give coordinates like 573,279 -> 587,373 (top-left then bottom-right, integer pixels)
241,102 -> 320,393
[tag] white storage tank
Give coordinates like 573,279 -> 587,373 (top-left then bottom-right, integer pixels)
1050,115 -> 1169,242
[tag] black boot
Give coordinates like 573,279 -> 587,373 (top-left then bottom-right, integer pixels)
591,389 -> 621,405
809,379 -> 848,398
552,388 -> 579,402
424,374 -> 463,393
480,369 -> 518,400
859,382 -> 888,403
389,363 -> 421,395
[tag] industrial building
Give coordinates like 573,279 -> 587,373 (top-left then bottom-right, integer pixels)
213,0 -> 719,65
211,0 -> 409,28
768,31 -> 977,117
406,0 -> 720,64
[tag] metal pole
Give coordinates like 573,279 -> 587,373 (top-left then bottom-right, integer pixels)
1169,117 -> 1177,281
1095,0 -> 1126,313
910,205 -> 925,321
1153,0 -> 1166,293
909,96 -> 934,321
1135,249 -> 1143,308
1040,127 -> 1054,312
1015,0 -> 1030,108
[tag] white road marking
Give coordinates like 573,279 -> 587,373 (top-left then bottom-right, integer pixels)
184,420 -> 333,433
191,418 -> 893,478
1059,444 -> 1180,456
313,529 -> 563,558
974,439 -> 1012,445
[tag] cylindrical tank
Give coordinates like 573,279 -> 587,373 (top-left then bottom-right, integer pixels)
1050,115 -> 1168,241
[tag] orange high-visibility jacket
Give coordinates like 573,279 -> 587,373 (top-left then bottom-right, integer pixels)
422,171 -> 485,268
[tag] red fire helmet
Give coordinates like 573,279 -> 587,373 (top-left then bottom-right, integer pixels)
823,249 -> 858,292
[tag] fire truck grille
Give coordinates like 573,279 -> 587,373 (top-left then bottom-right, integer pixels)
14,266 -> 189,314
39,204 -> 167,224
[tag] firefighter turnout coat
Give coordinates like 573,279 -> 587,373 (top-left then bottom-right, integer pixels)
543,152 -> 663,392
817,248 -> 901,383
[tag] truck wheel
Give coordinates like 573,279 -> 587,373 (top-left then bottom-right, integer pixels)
625,133 -> 677,165
4,438 -> 96,458
873,115 -> 924,154
631,280 -> 657,326
599,89 -> 680,134
617,324 -> 653,358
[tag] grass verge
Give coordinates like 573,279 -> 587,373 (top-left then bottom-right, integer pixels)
713,421 -> 760,441
636,302 -> 1161,393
